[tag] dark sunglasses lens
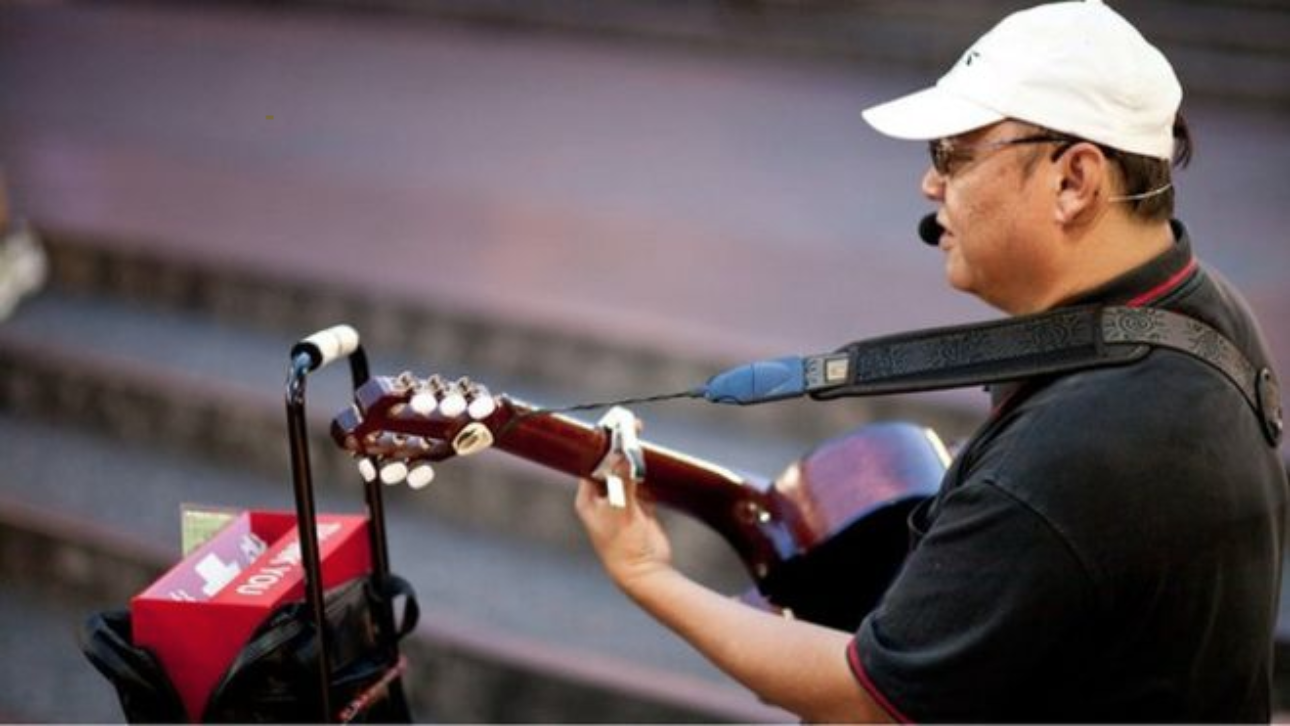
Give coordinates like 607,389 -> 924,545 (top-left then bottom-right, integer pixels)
929,141 -> 948,175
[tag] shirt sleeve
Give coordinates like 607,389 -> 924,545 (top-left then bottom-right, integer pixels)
849,477 -> 1098,723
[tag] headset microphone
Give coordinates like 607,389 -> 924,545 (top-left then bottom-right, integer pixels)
918,213 -> 944,246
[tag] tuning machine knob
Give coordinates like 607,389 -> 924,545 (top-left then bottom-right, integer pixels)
419,374 -> 466,418
466,384 -> 496,420
357,457 -> 378,483
439,388 -> 467,418
409,388 -> 437,416
407,463 -> 436,490
379,460 -> 409,485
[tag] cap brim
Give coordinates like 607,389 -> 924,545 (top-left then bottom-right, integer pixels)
861,85 -> 1005,140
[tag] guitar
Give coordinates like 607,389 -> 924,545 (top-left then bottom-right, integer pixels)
331,373 -> 949,631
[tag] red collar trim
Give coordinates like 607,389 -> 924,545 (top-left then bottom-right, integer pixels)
1126,258 -> 1198,308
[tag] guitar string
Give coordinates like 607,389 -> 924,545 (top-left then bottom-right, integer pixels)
495,388 -> 701,440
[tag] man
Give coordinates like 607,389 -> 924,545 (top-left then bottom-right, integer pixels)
575,0 -> 1287,722
0,171 -> 47,322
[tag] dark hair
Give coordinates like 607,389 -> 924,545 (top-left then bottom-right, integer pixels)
1098,112 -> 1192,222
1022,112 -> 1193,222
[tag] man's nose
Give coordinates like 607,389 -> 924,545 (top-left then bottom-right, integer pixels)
921,166 -> 946,201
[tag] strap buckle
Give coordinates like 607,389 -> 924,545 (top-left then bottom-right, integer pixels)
1256,368 -> 1284,446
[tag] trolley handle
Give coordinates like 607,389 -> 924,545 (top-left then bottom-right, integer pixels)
285,323 -> 389,722
291,324 -> 361,374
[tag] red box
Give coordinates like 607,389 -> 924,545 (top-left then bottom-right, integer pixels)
131,510 -> 371,721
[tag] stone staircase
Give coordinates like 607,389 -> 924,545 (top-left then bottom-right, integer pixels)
3,225 -> 988,722
300,0 -> 1290,106
0,229 -> 844,722
8,225 -> 1288,721
2,1 -> 1288,720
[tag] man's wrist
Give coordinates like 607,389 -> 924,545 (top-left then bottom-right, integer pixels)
615,561 -> 682,606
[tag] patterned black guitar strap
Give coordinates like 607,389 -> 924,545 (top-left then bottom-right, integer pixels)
807,304 -> 1283,446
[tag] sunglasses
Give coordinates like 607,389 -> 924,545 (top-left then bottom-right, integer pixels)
928,134 -> 1077,177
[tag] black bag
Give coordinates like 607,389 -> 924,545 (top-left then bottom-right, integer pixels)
80,574 -> 419,723
205,574 -> 418,723
80,609 -> 186,723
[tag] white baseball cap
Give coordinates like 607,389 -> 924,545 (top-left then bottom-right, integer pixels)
861,0 -> 1181,160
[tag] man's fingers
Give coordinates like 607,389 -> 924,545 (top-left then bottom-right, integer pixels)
598,473 -> 621,508
575,476 -> 621,509
574,478 -> 601,521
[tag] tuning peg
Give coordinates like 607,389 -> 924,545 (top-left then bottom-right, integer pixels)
379,460 -> 409,485
406,463 -> 436,490
466,385 -> 496,420
357,458 -> 378,483
438,382 -> 467,418
409,389 -> 437,416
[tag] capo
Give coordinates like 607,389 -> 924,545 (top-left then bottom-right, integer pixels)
591,406 -> 646,509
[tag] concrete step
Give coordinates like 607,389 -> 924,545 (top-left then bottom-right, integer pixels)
6,0 -> 1285,424
38,228 -> 988,447
0,278 -> 809,719
0,284 -> 824,572
0,572 -> 130,722
0,492 -> 784,722
292,0 -> 1290,105
0,417 -> 789,722
2,2 -> 1285,717
0,228 -> 972,722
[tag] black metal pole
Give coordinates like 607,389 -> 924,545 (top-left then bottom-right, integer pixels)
346,348 -> 410,712
286,352 -> 333,722
347,348 -> 393,583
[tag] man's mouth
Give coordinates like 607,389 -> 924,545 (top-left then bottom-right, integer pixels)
935,218 -> 952,247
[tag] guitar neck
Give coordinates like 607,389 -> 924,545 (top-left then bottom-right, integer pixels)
335,375 -> 946,626
494,398 -> 798,578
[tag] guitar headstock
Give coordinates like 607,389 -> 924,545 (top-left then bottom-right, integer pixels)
331,372 -> 512,489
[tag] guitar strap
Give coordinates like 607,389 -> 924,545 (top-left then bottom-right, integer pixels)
804,304 -> 1283,446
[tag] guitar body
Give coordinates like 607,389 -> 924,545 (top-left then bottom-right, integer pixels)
751,422 -> 946,630
332,375 -> 949,633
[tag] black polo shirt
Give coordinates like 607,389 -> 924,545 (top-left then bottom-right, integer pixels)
848,222 -> 1287,722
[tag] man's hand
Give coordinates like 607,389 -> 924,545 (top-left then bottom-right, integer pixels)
574,450 -> 884,722
574,452 -> 673,595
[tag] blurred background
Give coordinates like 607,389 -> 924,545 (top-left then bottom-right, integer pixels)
1,0 -> 1288,721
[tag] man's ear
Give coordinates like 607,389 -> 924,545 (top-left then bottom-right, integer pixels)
1054,143 -> 1110,225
